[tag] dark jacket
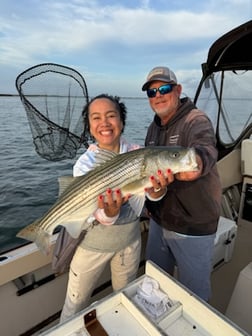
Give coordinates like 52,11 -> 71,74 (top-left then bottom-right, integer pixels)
145,97 -> 222,235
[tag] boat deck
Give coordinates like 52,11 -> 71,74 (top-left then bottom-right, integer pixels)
39,220 -> 252,335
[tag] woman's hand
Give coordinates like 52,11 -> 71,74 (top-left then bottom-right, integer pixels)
97,188 -> 130,217
145,169 -> 174,199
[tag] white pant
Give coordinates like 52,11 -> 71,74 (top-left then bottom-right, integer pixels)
60,238 -> 141,323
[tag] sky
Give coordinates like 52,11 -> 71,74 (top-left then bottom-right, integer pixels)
0,0 -> 251,98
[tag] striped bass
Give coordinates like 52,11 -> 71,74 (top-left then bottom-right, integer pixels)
17,146 -> 198,254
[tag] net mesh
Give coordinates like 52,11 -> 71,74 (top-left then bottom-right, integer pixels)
15,63 -> 89,161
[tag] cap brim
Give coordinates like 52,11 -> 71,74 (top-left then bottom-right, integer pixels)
142,77 -> 176,91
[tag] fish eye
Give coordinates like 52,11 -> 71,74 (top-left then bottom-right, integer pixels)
170,152 -> 181,159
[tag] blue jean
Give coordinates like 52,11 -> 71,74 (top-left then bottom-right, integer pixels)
146,218 -> 215,301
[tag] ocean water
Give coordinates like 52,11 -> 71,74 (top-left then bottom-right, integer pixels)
0,96 -> 152,254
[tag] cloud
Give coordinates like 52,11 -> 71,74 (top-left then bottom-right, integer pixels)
0,0 -> 251,95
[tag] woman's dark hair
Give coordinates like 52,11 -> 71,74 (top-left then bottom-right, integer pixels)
82,94 -> 127,141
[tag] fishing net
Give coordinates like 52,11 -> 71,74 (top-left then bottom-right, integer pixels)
15,63 -> 89,161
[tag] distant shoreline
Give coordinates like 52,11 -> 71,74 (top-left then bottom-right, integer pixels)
0,94 -> 147,99
0,93 -> 19,96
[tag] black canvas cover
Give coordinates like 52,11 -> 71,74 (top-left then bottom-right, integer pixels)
203,20 -> 252,76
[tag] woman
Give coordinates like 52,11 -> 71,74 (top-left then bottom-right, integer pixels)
60,94 -> 169,322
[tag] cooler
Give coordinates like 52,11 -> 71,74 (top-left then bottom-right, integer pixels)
212,216 -> 237,270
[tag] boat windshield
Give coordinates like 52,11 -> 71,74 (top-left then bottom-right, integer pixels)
196,70 -> 252,146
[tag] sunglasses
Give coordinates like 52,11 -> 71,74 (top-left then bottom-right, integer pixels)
147,84 -> 175,98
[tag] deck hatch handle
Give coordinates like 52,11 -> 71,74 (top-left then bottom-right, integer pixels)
84,309 -> 108,336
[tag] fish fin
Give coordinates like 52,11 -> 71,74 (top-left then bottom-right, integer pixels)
61,206 -> 96,238
92,148 -> 118,167
128,194 -> 146,217
57,149 -> 118,196
121,177 -> 151,194
60,218 -> 88,239
120,178 -> 150,216
58,176 -> 75,196
121,178 -> 151,217
16,220 -> 51,255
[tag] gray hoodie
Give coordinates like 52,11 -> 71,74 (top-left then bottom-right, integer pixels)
145,97 -> 222,235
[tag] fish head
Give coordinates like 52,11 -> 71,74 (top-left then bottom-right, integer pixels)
145,146 -> 198,175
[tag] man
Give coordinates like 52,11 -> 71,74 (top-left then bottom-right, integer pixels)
142,66 -> 222,301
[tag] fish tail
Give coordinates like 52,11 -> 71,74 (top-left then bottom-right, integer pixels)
16,220 -> 51,255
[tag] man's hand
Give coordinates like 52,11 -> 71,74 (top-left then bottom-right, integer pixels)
175,155 -> 203,181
